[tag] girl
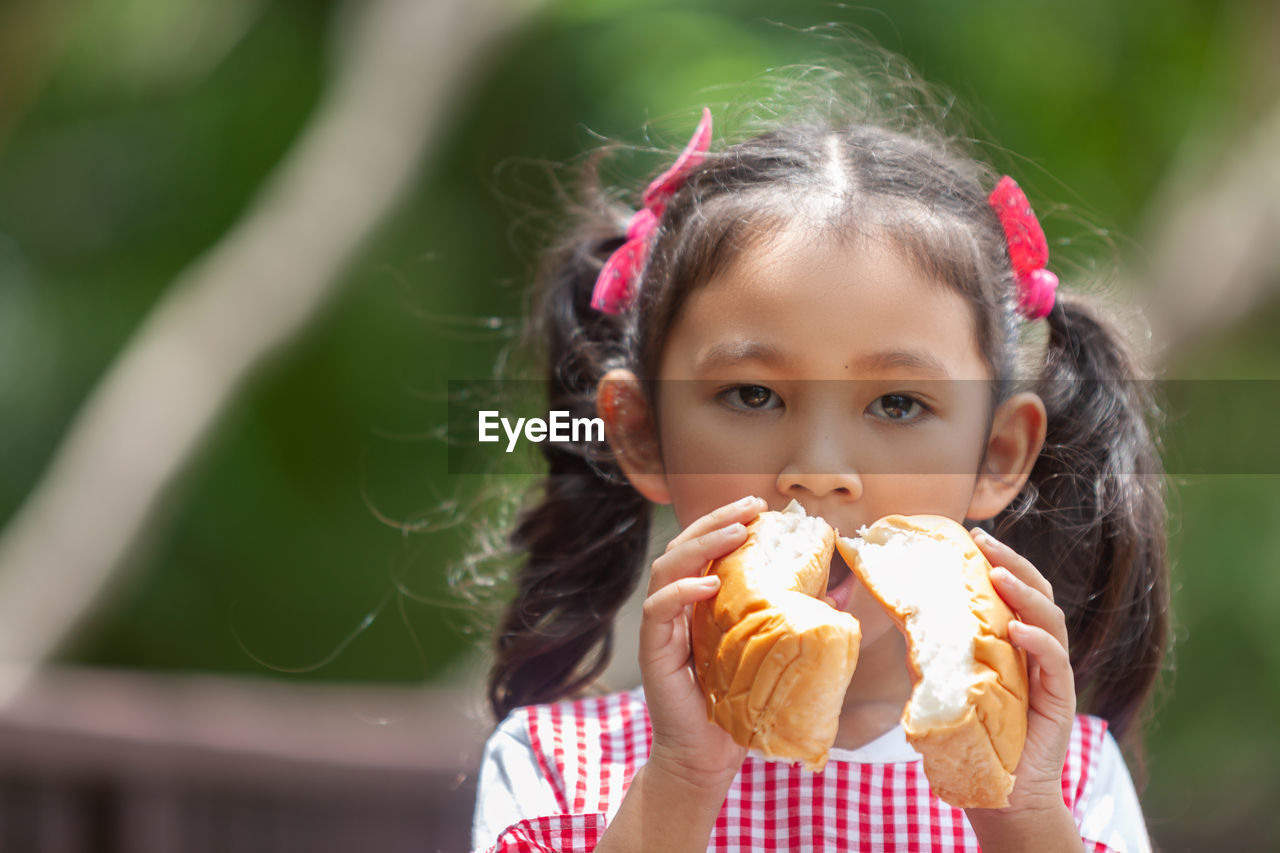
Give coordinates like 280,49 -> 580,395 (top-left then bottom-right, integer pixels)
471,84 -> 1169,852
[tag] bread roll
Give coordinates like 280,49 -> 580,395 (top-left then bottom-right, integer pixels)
691,501 -> 861,771
835,516 -> 1029,808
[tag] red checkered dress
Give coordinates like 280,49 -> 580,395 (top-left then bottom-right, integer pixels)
476,689 -> 1139,852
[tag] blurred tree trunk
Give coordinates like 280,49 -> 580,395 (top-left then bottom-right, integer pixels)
0,0 -> 543,705
1140,100 -> 1280,364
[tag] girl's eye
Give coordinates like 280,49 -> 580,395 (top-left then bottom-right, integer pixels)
720,384 -> 781,411
869,393 -> 926,422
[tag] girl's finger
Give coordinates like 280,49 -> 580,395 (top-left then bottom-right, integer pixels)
990,567 -> 1069,649
642,575 -> 721,626
1009,620 -> 1076,711
649,522 -> 749,592
971,528 -> 1054,602
639,575 -> 721,661
664,495 -> 767,554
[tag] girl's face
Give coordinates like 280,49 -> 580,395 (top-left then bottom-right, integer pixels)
651,228 -> 999,643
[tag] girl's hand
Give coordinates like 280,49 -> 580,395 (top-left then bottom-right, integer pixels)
639,495 -> 764,788
971,528 -> 1077,815
596,498 -> 765,853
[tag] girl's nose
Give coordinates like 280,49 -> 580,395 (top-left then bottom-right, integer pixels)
775,403 -> 863,501
775,466 -> 863,502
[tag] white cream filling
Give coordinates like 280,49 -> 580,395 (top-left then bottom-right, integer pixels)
752,500 -> 821,562
746,500 -> 830,592
847,527 -> 979,726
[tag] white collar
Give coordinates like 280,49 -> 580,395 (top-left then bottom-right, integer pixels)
826,724 -> 920,765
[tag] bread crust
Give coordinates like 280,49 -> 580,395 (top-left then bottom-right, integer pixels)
835,515 -> 1029,808
691,507 -> 860,771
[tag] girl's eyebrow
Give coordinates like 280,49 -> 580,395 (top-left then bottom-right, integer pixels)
691,343 -> 950,377
692,341 -> 789,373
852,349 -> 951,376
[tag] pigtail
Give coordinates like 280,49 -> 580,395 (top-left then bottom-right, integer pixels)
487,224 -> 653,722
994,295 -> 1170,765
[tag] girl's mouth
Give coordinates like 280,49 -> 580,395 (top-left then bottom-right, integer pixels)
823,549 -> 856,611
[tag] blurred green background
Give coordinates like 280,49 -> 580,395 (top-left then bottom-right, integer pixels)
1,0 -> 1277,849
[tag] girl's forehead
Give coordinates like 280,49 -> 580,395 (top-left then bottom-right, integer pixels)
657,230 -> 991,381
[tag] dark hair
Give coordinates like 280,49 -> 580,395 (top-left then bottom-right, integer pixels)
487,97 -> 1170,774
485,225 -> 654,720
993,296 -> 1169,773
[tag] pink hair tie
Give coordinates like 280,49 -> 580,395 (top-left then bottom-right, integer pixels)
590,108 -> 713,314
988,176 -> 1059,320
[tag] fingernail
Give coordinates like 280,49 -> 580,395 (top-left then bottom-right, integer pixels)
736,495 -> 760,508
990,567 -> 1013,584
971,527 -> 1000,545
723,522 -> 746,535
698,575 -> 721,588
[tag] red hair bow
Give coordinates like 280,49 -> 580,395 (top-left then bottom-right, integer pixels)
590,108 -> 713,314
988,176 -> 1058,320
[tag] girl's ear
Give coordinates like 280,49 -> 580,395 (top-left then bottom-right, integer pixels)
597,368 -> 671,505
967,391 -> 1047,521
